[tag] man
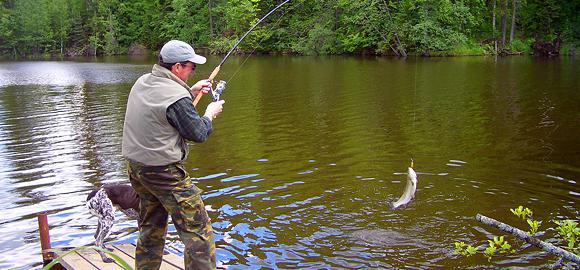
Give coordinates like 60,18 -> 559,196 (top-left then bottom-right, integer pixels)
122,40 -> 224,270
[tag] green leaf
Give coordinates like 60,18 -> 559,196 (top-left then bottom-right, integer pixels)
465,245 -> 478,256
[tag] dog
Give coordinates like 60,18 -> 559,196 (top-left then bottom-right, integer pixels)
86,184 -> 140,263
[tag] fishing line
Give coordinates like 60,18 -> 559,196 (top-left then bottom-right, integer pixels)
225,0 -> 304,83
411,56 -> 418,167
193,0 -> 292,106
413,58 -> 418,131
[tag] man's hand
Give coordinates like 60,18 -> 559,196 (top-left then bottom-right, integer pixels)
191,80 -> 212,97
204,100 -> 225,120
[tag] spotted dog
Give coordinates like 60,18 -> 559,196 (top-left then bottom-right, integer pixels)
86,184 -> 139,263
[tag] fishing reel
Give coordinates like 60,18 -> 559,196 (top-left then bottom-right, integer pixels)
210,80 -> 226,101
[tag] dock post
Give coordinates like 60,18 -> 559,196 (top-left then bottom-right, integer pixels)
38,212 -> 53,265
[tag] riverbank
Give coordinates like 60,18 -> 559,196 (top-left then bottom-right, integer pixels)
2,40 -> 576,60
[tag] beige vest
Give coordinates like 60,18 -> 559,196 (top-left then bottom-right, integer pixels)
122,64 -> 192,166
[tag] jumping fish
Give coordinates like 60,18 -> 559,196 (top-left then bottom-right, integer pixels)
391,166 -> 418,209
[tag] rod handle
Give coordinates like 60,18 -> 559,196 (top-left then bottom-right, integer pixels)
193,65 -> 221,107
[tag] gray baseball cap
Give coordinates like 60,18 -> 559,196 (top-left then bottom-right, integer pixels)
160,40 -> 206,64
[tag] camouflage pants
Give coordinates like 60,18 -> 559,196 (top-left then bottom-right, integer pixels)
128,161 -> 216,270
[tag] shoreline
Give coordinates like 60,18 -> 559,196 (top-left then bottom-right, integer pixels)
1,50 -> 577,61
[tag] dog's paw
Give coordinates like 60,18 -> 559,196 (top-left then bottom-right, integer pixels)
101,255 -> 115,263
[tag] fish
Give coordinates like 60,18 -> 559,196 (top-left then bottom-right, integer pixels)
391,166 -> 418,209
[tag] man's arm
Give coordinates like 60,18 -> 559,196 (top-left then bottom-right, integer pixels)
166,97 -> 213,143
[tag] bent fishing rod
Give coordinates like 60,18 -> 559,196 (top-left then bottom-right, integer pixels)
193,0 -> 291,107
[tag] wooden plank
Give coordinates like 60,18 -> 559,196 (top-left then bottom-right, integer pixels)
56,249 -> 100,270
115,244 -> 183,270
105,244 -> 137,269
112,244 -> 136,261
75,247 -> 126,270
51,244 -> 184,270
157,248 -> 185,269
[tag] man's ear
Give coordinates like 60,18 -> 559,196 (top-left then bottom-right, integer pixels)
171,63 -> 181,74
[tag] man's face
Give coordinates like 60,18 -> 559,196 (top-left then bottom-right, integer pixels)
173,62 -> 196,82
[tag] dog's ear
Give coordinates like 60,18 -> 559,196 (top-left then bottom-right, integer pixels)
87,188 -> 100,201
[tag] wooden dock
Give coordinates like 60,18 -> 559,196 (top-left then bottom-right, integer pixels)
50,243 -> 184,270
38,212 -> 185,270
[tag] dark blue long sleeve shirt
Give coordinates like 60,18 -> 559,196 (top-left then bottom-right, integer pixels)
166,97 -> 213,143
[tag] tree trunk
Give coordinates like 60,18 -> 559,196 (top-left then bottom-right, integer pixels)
395,34 -> 407,57
381,0 -> 407,57
208,0 -> 214,38
492,0 -> 497,52
510,0 -> 517,43
501,0 -> 508,47
476,214 -> 580,264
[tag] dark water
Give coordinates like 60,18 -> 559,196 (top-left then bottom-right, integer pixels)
0,55 -> 578,269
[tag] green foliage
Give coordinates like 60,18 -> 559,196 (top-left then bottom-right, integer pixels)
159,0 -> 210,46
0,4 -> 15,55
527,219 -> 541,235
554,220 -> 580,255
116,1 -> 163,50
431,39 -> 488,56
0,0 -> 577,56
334,0 -> 384,54
559,43 -> 577,56
465,244 -> 479,256
287,0 -> 340,55
454,206 -> 576,264
483,236 -> 514,261
511,205 -> 533,220
483,242 -> 497,261
454,241 -> 478,256
292,23 -> 338,55
209,36 -> 238,54
510,205 -> 541,235
11,0 -> 53,55
519,0 -> 560,41
506,38 -> 534,54
391,0 -> 483,54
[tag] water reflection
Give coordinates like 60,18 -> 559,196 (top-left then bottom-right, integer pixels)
0,61 -> 147,87
0,57 -> 578,269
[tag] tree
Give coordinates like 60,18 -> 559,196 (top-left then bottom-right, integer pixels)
392,0 -> 481,54
0,0 -> 577,57
519,0 -> 561,41
0,2 -> 16,56
500,0 -> 508,47
48,0 -> 72,55
509,0 -> 517,43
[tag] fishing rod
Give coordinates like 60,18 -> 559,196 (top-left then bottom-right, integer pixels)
193,0 -> 291,107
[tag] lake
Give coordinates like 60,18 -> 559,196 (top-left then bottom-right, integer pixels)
0,55 -> 578,269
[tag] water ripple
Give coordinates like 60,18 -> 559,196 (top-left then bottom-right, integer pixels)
1,57 -> 578,270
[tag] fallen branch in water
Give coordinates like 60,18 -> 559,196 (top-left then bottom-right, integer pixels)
476,214 -> 580,264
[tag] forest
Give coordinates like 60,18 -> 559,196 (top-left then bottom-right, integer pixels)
0,0 -> 578,57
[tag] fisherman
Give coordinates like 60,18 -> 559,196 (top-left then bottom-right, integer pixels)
122,40 -> 224,270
